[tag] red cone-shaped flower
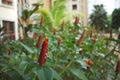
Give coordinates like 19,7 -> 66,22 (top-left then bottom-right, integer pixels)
69,29 -> 72,33
93,35 -> 97,44
74,16 -> 79,26
61,21 -> 64,31
38,37 -> 48,66
116,60 -> 120,72
8,48 -> 11,55
32,33 -> 37,39
118,33 -> 120,40
53,28 -> 57,35
79,50 -> 83,55
21,36 -> 24,42
106,41 -> 109,46
110,29 -> 112,38
77,30 -> 86,46
89,30 -> 92,38
40,16 -> 44,26
58,38 -> 62,46
85,59 -> 93,67
36,34 -> 42,48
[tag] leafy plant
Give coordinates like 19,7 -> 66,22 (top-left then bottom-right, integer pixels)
111,8 -> 120,30
89,4 -> 108,31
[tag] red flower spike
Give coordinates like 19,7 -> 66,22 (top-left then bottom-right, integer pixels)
69,29 -> 72,33
89,30 -> 92,38
110,29 -> 112,38
58,38 -> 62,46
32,33 -> 37,39
116,60 -> 120,72
106,41 -> 109,46
40,16 -> 44,26
75,30 -> 79,35
77,30 -> 86,46
36,34 -> 42,48
21,36 -> 24,42
74,16 -> 79,26
61,21 -> 64,31
79,50 -> 83,55
38,37 -> 48,66
93,35 -> 97,44
7,48 -> 11,55
85,59 -> 93,67
53,28 -> 57,35
118,33 -> 120,40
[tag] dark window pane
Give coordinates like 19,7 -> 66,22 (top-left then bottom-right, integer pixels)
2,0 -> 13,5
72,4 -> 77,10
3,21 -> 14,36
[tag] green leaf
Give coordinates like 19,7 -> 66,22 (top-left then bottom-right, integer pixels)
51,68 -> 63,80
19,61 -> 28,73
1,69 -> 24,80
36,66 -> 53,80
104,38 -> 116,42
97,53 -> 105,58
69,68 -> 88,80
19,42 -> 34,54
76,60 -> 87,69
24,62 -> 37,74
104,38 -> 120,43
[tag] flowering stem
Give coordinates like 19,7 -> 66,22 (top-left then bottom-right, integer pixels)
60,56 -> 74,75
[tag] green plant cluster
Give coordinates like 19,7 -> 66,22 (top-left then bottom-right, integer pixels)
1,1 -> 120,80
0,20 -> 120,80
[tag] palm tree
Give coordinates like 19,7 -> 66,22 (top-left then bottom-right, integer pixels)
111,8 -> 120,30
37,0 -> 67,27
89,4 -> 108,31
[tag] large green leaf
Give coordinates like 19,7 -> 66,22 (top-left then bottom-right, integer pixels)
69,68 -> 88,80
36,66 -> 53,80
51,68 -> 63,80
24,62 -> 38,74
19,42 -> 34,54
1,69 -> 24,80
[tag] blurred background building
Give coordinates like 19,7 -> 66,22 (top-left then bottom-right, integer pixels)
44,0 -> 88,26
0,0 -> 88,40
115,0 -> 120,8
0,0 -> 18,39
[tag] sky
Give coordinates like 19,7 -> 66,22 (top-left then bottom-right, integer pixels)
88,0 -> 116,15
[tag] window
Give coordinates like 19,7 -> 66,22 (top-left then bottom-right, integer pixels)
2,0 -> 13,6
3,21 -> 15,38
72,4 -> 77,10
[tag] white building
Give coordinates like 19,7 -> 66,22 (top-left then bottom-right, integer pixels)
0,0 -> 18,39
44,0 -> 88,26
115,0 -> 120,8
66,0 -> 88,26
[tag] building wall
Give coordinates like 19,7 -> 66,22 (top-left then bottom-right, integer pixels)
0,0 -> 18,39
44,0 -> 88,26
44,0 -> 52,10
81,0 -> 88,26
66,0 -> 81,12
28,0 -> 38,9
115,0 -> 120,8
66,0 -> 88,26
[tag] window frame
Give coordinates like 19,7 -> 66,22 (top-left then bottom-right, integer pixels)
2,20 -> 15,38
72,4 -> 77,10
1,0 -> 13,6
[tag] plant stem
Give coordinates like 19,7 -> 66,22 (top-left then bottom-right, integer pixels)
104,45 -> 116,59
60,56 -> 74,75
